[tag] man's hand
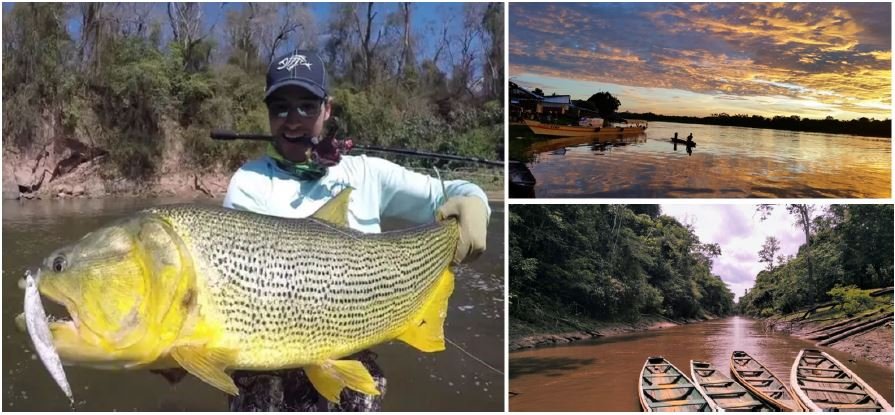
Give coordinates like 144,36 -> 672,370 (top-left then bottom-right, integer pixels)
436,197 -> 489,263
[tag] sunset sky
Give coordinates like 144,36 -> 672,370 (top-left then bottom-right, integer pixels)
510,3 -> 891,120
661,205 -> 826,301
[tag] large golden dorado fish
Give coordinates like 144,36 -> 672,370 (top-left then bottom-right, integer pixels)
24,189 -> 459,402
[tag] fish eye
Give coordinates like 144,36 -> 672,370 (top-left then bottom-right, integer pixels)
52,256 -> 67,272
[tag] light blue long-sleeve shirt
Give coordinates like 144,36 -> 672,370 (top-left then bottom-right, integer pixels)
222,155 -> 491,233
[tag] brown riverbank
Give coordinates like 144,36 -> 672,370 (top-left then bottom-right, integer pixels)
765,308 -> 894,368
509,314 -> 716,352
3,149 -> 504,202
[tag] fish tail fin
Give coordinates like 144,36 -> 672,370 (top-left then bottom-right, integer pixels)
171,345 -> 238,395
396,266 -> 454,352
306,359 -> 380,403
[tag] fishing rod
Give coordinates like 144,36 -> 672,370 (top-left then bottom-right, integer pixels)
209,130 -> 504,167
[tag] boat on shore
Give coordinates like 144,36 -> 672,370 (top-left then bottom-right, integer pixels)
690,360 -> 773,411
791,349 -> 892,412
639,356 -> 712,412
523,118 -> 647,137
730,350 -> 801,411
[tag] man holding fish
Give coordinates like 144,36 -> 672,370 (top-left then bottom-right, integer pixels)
20,49 -> 490,411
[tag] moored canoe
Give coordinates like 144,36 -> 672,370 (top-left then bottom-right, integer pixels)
639,356 -> 712,412
690,360 -> 774,411
730,350 -> 801,411
791,349 -> 893,412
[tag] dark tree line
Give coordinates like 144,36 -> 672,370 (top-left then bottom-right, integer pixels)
618,111 -> 890,138
510,205 -> 735,325
739,205 -> 893,317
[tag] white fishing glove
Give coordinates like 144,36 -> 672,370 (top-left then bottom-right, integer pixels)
436,197 -> 489,264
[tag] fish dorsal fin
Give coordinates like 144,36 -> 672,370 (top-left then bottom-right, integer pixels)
306,359 -> 381,403
310,188 -> 353,227
396,267 -> 454,352
171,345 -> 238,395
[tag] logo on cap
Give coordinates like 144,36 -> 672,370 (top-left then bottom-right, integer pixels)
277,54 -> 312,72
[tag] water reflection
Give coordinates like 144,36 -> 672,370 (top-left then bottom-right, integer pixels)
509,317 -> 893,412
508,121 -> 891,198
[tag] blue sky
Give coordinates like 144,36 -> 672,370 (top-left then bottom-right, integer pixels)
510,3 -> 891,120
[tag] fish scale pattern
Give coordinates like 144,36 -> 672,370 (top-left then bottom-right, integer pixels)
146,205 -> 459,369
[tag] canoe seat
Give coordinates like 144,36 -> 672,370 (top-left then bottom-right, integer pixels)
643,384 -> 691,391
643,374 -> 682,378
707,392 -> 747,399
721,402 -> 766,410
800,386 -> 867,395
824,403 -> 885,410
649,399 -> 708,409
700,381 -> 735,387
797,366 -> 844,372
800,376 -> 856,384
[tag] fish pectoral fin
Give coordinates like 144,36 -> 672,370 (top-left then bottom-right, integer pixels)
306,359 -> 380,403
396,266 -> 454,352
170,345 -> 238,395
310,187 -> 353,227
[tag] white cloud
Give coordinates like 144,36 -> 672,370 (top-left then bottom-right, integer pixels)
661,205 -> 825,300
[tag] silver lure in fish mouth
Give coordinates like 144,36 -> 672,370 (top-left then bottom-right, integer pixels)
23,269 -> 74,403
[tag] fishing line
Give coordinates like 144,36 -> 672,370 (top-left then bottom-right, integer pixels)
433,165 -> 502,377
433,166 -> 448,209
445,336 -> 504,375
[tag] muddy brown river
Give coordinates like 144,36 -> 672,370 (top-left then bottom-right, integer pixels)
509,316 -> 893,411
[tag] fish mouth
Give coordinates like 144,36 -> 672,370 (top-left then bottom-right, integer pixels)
30,269 -> 80,329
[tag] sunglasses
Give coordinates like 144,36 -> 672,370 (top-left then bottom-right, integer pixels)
267,100 -> 324,119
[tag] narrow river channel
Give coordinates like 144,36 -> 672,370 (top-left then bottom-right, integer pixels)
509,316 -> 893,411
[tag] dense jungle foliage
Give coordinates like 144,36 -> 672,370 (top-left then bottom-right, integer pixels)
509,205 -> 735,324
2,3 -> 503,178
738,204 -> 894,317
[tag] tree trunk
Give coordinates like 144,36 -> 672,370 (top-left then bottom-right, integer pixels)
817,314 -> 893,346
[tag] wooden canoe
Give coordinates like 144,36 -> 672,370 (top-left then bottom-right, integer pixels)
691,360 -> 774,411
791,349 -> 893,412
730,350 -> 801,411
639,356 -> 712,412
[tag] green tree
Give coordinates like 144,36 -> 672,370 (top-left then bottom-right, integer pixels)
586,91 -> 621,118
758,236 -> 781,271
827,285 -> 874,315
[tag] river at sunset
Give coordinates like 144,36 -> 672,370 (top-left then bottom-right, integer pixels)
511,121 -> 891,198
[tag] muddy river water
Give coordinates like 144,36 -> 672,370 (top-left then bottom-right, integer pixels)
509,316 -> 893,411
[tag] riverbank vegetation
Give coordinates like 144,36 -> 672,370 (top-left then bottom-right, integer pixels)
510,205 -> 735,336
3,3 -> 503,197
739,204 -> 893,317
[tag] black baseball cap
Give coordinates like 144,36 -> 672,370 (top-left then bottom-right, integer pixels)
264,50 -> 328,101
